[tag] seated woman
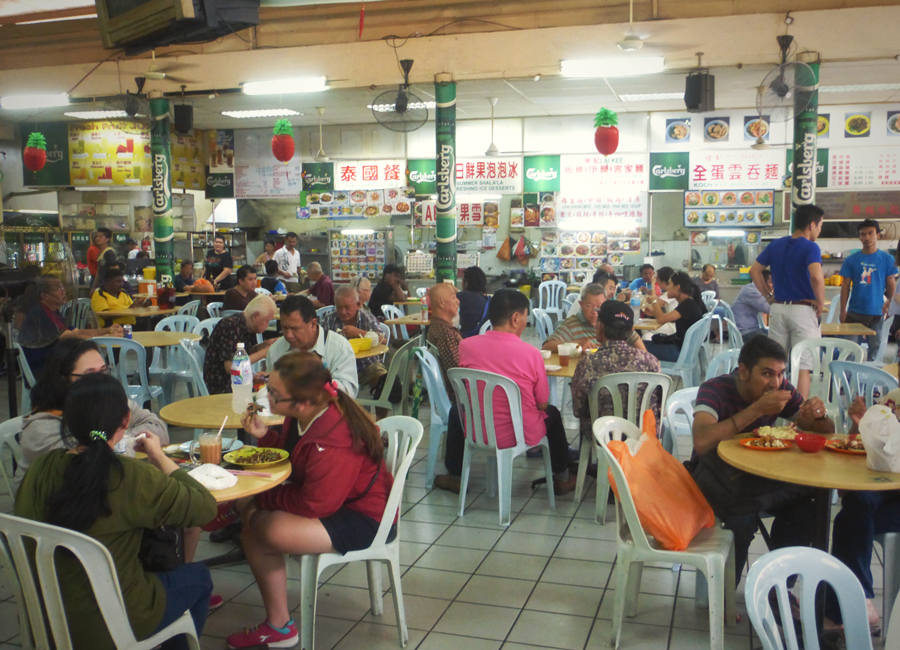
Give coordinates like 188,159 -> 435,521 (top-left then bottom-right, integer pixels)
14,373 -> 217,650
642,270 -> 707,362
458,265 -> 490,338
219,352 -> 394,648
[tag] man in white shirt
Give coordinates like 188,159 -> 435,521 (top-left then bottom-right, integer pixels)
273,232 -> 302,293
266,294 -> 358,397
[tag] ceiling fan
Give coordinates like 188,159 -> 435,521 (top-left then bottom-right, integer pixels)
141,51 -> 198,84
483,97 -> 541,157
312,107 -> 356,162
617,0 -> 643,51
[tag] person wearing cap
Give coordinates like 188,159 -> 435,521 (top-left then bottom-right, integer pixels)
570,301 -> 662,447
368,264 -> 407,320
544,283 -> 646,353
838,218 -> 899,359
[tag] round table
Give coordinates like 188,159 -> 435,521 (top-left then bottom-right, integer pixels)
117,331 -> 201,347
355,343 -> 389,359
884,363 -> 898,378
210,460 -> 292,502
159,393 -> 285,430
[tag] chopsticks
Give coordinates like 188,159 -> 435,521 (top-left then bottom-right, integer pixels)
226,469 -> 273,478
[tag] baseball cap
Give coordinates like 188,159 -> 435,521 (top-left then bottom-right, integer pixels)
598,300 -> 634,333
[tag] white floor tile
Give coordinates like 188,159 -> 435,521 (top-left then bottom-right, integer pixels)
361,593 -> 452,631
524,581 -> 604,617
418,631 -> 502,650
400,567 -> 470,600
414,545 -> 488,573
507,609 -> 594,650
476,551 -> 550,581
432,601 -> 520,641
494,530 -> 561,556
456,575 -> 537,609
434,525 -> 504,550
331,621 -> 426,650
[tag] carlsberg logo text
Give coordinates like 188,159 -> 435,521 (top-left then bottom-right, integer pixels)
793,132 -> 816,204
436,144 -> 455,210
152,153 -> 170,212
410,170 -> 436,183
652,165 -> 685,178
526,168 -> 558,181
207,176 -> 230,188
306,175 -> 330,186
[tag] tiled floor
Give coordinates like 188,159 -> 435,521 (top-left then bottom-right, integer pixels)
0,329 -> 890,650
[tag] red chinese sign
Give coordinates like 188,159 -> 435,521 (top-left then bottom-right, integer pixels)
334,159 -> 406,191
455,157 -> 523,194
688,150 -> 783,190
458,202 -> 484,226
560,153 -> 649,193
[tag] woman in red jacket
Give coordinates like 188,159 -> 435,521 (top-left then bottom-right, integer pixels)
225,351 -> 393,649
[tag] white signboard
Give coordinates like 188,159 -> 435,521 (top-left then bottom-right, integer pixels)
234,163 -> 303,198
688,149 -> 783,190
828,149 -> 900,189
455,157 -> 523,194
560,153 -> 649,193
334,160 -> 406,191
556,192 -> 648,228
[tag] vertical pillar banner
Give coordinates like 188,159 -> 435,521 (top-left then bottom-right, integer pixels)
434,80 -> 457,282
150,97 -> 174,285
790,59 -> 820,231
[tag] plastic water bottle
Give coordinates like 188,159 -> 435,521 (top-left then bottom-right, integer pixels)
230,343 -> 253,413
630,293 -> 642,322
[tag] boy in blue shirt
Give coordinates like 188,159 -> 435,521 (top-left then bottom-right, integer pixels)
839,219 -> 898,360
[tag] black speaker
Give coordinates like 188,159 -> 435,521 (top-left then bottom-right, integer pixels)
685,71 -> 715,113
174,105 -> 193,134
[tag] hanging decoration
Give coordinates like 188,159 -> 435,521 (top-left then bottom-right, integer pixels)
23,132 -> 47,172
593,108 -> 620,156
271,119 -> 295,163
358,1 -> 365,39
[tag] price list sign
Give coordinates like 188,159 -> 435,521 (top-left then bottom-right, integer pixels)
829,150 -> 900,189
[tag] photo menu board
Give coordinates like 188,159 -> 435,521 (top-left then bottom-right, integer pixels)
328,231 -> 387,282
683,190 -> 774,228
68,121 -> 151,186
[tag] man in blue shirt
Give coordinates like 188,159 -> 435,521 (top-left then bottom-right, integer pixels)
732,269 -> 772,341
628,264 -> 656,295
750,204 -> 826,398
839,219 -> 899,360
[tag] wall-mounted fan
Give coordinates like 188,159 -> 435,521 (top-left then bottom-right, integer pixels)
755,35 -> 816,125
370,59 -> 428,133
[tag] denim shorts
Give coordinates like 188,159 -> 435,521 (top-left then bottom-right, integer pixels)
320,508 -> 397,555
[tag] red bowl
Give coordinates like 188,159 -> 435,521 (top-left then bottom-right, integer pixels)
794,433 -> 827,453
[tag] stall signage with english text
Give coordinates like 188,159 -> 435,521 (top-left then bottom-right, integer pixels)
560,153 -> 649,193
556,192 -> 648,228
455,157 -> 523,194
649,152 -> 690,191
688,150 -> 784,190
334,159 -> 406,191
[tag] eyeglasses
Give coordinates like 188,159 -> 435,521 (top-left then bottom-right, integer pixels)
70,366 -> 112,378
265,380 -> 295,407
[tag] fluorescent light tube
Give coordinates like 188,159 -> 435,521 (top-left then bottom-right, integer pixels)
561,57 -> 664,78
1,93 -> 68,109
619,92 -> 684,101
820,84 -> 900,93
708,229 -> 746,238
64,110 -> 129,119
242,76 -> 327,95
222,109 -> 301,118
341,229 -> 376,235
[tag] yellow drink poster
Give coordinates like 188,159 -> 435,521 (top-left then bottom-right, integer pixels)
68,121 -> 151,186
171,129 -> 206,190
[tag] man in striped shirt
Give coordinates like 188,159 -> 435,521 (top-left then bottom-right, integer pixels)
543,283 -> 646,352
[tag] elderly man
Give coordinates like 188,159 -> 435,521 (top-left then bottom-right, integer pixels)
433,289 -> 576,495
266,294 -> 358,397
350,275 -> 373,307
732,269 -> 773,342
693,264 -> 720,298
321,286 -> 387,393
303,262 -> 335,308
568,271 -> 620,317
203,294 -> 277,395
426,283 -> 462,397
546,284 -> 646,352
223,265 -> 259,311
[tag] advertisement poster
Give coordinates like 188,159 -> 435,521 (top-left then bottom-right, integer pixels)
171,130 -> 205,190
703,117 -> 730,143
334,160 -> 406,191
207,129 -> 235,172
68,121 -> 151,186
301,162 -> 334,192
785,147 -> 828,190
689,149 -> 783,190
302,187 -> 412,219
406,159 -> 437,195
22,122 -> 69,186
523,155 -> 561,193
560,153 -> 648,193
509,197 -> 524,230
744,116 -> 770,142
649,152 -> 690,191
683,189 -> 774,228
455,157 -> 523,194
888,111 -> 900,137
844,112 -> 872,139
414,200 -> 437,227
205,174 -> 234,199
665,118 -> 691,144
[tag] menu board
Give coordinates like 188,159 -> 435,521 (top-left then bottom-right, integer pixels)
300,187 -> 413,219
556,192 -> 647,229
828,149 -> 900,189
538,226 -> 639,283
813,191 -> 900,221
171,131 -> 205,190
519,193 -> 558,228
68,121 -> 151,186
234,163 -> 303,198
689,149 -> 783,190
329,231 -> 387,282
560,154 -> 649,192
683,190 -> 774,228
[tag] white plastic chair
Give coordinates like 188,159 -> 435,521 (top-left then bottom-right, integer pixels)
830,360 -> 899,433
722,317 -> 743,350
538,280 -> 567,322
13,343 -> 37,415
416,287 -> 428,299
707,300 -> 735,345
865,319 -> 894,367
825,299 -> 840,324
701,290 -> 717,303
447,368 -> 555,526
316,305 -> 335,320
0,512 -> 201,650
206,302 -> 224,318
149,315 -> 200,404
178,300 -> 201,317
532,308 -> 553,343
0,416 -> 24,498
358,339 -> 418,416
478,320 -> 492,335
221,310 -> 242,318
255,287 -> 272,296
377,321 -> 391,347
790,338 -> 864,408
93,337 -> 164,407
561,297 -> 575,314
757,312 -> 769,332
705,349 -> 741,381
193,317 -> 221,341
661,387 -> 699,457
575,372 -> 672,523
179,339 -> 210,398
745,546 -> 873,650
381,305 -> 409,341
295,416 -> 422,650
594,417 -> 736,650
414,347 -> 451,489
878,534 -> 900,638
658,315 -> 713,389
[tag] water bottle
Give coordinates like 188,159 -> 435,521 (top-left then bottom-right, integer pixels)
630,293 -> 642,322
231,343 -> 253,413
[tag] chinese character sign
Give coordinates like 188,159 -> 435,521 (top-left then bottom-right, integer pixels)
334,159 -> 406,191
455,157 -> 523,194
457,202 -> 485,226
555,192 -> 648,229
688,150 -> 783,190
560,153 -> 649,194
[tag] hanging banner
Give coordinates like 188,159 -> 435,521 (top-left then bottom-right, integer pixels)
785,147 -> 828,190
560,153 -> 649,193
523,155 -> 561,193
649,152 -> 690,191
150,97 -> 174,285
434,80 -> 457,282
333,159 -> 406,191
688,149 -> 784,190
790,58 -> 819,228
455,157 -> 522,194
302,162 -> 335,191
22,122 -> 69,186
407,159 -> 437,195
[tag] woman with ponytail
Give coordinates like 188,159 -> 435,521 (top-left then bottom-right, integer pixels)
14,374 -> 217,650
221,351 -> 393,649
643,271 -> 707,362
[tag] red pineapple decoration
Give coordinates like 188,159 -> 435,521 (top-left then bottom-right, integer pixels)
23,132 -> 47,172
271,119 -> 295,163
593,108 -> 619,156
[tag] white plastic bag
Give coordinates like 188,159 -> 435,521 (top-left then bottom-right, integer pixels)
188,464 -> 238,491
859,405 -> 900,473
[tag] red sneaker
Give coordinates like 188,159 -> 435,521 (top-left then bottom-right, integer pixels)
227,620 -> 298,649
209,594 -> 224,610
202,502 -> 239,533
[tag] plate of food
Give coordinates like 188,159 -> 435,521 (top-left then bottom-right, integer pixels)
753,425 -> 798,440
758,211 -> 772,224
817,115 -> 830,136
592,232 -> 607,244
350,190 -> 366,203
318,193 -> 333,204
591,257 -> 605,269
576,231 -> 591,244
542,231 -> 559,244
223,447 -> 290,468
575,244 -> 590,256
846,114 -> 871,136
702,192 -> 720,206
889,114 -> 900,135
364,206 -> 379,217
740,437 -> 793,451
825,437 -> 866,455
510,213 -> 524,227
687,211 -> 700,225
560,258 -> 575,270
745,119 -> 769,139
559,243 -> 575,256
542,244 -> 557,256
704,211 -> 718,224
395,202 -> 410,213
541,193 -> 555,205
756,191 -> 773,205
685,192 -> 702,207
746,232 -> 759,244
667,121 -> 690,142
706,120 -> 729,140
578,259 -> 592,270
608,254 -> 623,265
591,244 -> 607,256
740,191 -> 755,205
540,257 -> 560,272
368,191 -> 381,202
722,192 -> 737,206
560,231 -> 577,244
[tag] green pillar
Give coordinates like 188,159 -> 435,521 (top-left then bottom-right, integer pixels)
789,57 -> 819,231
434,78 -> 457,282
150,96 -> 174,285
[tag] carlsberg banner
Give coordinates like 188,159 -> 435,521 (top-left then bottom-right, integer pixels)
523,155 -> 561,193
649,152 -> 690,191
406,159 -> 437,195
150,97 -> 174,285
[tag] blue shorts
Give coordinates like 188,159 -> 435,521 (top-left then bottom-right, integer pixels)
320,508 -> 397,555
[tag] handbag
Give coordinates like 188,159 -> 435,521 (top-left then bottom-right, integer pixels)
650,332 -> 679,345
139,525 -> 183,572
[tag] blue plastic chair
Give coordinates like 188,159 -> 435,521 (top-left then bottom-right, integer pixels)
532,308 -> 553,343
830,360 -> 899,433
93,337 -> 164,407
381,305 -> 409,341
149,315 -> 200,404
658,315 -> 713,389
478,320 -> 492,335
177,300 -> 201,318
745,547 -> 873,650
538,280 -> 567,323
316,305 -> 335,320
414,347 -> 452,489
206,302 -> 224,318
705,349 -> 741,381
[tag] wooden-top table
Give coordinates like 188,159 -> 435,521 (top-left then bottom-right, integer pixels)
210,460 -> 292,503
884,363 -> 898,378
384,313 -> 430,327
820,322 -> 876,336
544,352 -> 577,378
355,343 -> 389,359
160,393 -> 284,430
115,331 -> 201,347
96,306 -> 179,319
634,318 -> 660,331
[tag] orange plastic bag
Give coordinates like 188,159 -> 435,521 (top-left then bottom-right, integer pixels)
607,411 -> 715,551
496,236 -> 511,261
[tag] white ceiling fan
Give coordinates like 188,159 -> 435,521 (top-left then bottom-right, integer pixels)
617,0 -> 643,51
313,107 -> 357,162
483,97 -> 541,157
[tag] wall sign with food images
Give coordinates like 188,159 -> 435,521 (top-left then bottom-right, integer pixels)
688,149 -> 784,190
509,197 -> 525,230
303,187 -> 413,219
68,121 -> 151,186
704,117 -> 730,143
684,189 -> 774,227
328,230 -> 387,281
455,157 -> 523,194
559,153 -> 649,193
556,192 -> 647,229
828,149 -> 900,189
691,231 -> 709,246
665,118 -> 691,144
845,112 -> 872,139
743,116 -> 770,142
171,130 -> 205,190
540,229 -> 632,278
521,193 -> 558,228
333,160 -> 406,191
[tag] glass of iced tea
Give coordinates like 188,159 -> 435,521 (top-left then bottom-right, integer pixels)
190,433 -> 222,465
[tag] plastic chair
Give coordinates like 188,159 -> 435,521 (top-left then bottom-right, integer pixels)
0,416 -> 24,498
179,339 -> 210,398
744,546 -> 873,650
478,320 -> 492,335
447,368 -> 555,526
594,416 -> 736,650
381,305 -> 409,341
93,337 -> 164,407
865,319 -> 894,367
221,310 -> 242,318
149,315 -> 200,404
13,344 -> 36,415
722,316 -> 743,350
561,297 -> 575,314
705,349 -> 741,381
206,302 -> 224,318
877,534 -> 900,637
193,317 -> 221,341
178,300 -> 201,317
532,308 -> 553,343
0,512 -> 201,650
790,338 -> 864,408
661,387 -> 699,457
575,372 -> 671,524
658,315 -> 713,389
255,287 -> 272,296
357,339 -> 418,416
757,312 -> 769,332
416,287 -> 428,299
538,280 -> 567,322
825,299 -> 840,324
62,297 -> 94,330
829,360 -> 899,433
377,321 -> 391,347
701,290 -> 717,303
295,416 -> 422,650
316,305 -> 335,320
414,347 -> 452,489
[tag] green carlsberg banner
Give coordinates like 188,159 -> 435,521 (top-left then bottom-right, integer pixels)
649,152 -> 689,191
